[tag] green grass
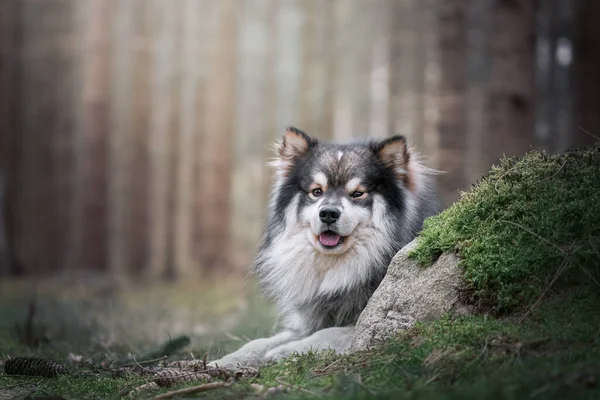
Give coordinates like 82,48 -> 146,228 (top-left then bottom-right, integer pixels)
2,146 -> 599,399
249,286 -> 600,400
3,288 -> 598,399
410,145 -> 600,312
0,276 -> 276,399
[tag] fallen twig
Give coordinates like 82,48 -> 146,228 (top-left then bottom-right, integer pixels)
122,381 -> 159,397
120,355 -> 167,368
499,219 -> 566,255
518,250 -> 573,324
494,166 -> 519,194
353,374 -> 376,396
275,377 -> 320,396
536,159 -> 567,184
577,125 -> 600,141
152,381 -> 230,400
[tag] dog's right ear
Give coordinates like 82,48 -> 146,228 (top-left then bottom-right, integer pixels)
270,127 -> 316,177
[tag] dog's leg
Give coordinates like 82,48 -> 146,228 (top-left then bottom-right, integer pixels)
208,330 -> 301,368
264,326 -> 354,362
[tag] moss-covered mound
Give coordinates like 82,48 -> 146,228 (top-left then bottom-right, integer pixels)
411,145 -> 600,313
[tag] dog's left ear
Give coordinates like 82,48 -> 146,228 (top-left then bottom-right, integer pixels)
279,127 -> 315,160
270,127 -> 317,178
374,135 -> 410,181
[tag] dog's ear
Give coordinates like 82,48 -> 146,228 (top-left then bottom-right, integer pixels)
270,127 -> 316,177
279,127 -> 314,160
374,135 -> 410,181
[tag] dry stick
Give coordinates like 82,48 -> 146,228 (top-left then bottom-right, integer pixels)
151,381 -> 230,400
577,125 -> 600,141
313,358 -> 342,375
500,219 -> 572,323
536,159 -> 567,185
518,251 -> 572,325
499,220 -> 566,255
120,355 -> 167,368
274,377 -> 320,396
582,237 -> 600,289
578,264 -> 600,289
353,374 -> 376,396
120,381 -> 160,397
494,166 -> 519,194
133,356 -> 155,373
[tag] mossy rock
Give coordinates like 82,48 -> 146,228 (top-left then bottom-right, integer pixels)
409,144 -> 600,313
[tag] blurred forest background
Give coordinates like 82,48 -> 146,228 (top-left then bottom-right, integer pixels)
0,0 -> 598,281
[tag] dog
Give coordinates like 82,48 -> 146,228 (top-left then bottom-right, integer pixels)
209,127 -> 441,367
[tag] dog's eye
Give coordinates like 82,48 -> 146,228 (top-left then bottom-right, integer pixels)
351,191 -> 365,199
312,188 -> 323,197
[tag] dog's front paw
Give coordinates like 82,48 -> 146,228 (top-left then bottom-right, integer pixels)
207,358 -> 242,369
264,345 -> 298,363
208,353 -> 263,369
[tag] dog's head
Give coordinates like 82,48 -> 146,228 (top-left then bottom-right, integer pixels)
268,127 -> 424,258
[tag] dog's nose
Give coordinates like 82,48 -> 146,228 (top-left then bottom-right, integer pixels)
319,208 -> 341,224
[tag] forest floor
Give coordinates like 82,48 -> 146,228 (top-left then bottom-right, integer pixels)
1,145 -> 599,399
1,276 -> 598,400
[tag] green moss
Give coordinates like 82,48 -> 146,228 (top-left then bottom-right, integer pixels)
410,145 -> 600,312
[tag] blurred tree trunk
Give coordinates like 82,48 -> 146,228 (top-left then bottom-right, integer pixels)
78,0 -> 111,272
164,12 -> 183,280
418,0 -> 442,172
533,0 -> 557,154
332,0 -> 356,140
231,0 -> 272,265
436,1 -> 469,204
68,0 -> 109,273
0,0 -> 20,275
484,0 -> 536,163
173,0 -> 203,277
275,0 -> 303,133
147,0 -> 179,279
108,0 -> 136,280
198,0 -> 237,271
14,1 -> 66,274
53,0 -> 79,273
389,0 -> 420,145
128,2 -> 152,275
368,0 -> 390,139
547,1 -> 574,153
352,1 -> 375,137
574,0 -> 600,147
299,0 -> 335,138
535,0 -> 575,154
260,0 -> 280,211
191,1 -> 217,271
464,0 -> 492,184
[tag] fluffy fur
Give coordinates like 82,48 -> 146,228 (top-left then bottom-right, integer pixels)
209,127 -> 441,367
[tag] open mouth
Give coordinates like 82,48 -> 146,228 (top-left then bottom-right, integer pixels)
318,231 -> 345,248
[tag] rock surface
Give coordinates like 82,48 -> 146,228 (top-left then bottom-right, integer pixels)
352,239 -> 472,351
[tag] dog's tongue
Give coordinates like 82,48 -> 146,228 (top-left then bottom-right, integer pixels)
319,231 -> 341,247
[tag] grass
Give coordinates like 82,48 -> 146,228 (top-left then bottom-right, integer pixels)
0,275 -> 276,399
253,287 -> 600,399
2,288 -> 599,399
1,146 -> 599,399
